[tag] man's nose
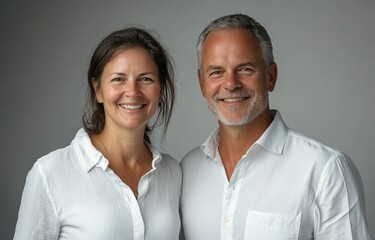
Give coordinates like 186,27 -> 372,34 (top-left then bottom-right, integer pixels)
224,72 -> 241,91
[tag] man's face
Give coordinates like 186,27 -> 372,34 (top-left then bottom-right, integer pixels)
199,29 -> 277,127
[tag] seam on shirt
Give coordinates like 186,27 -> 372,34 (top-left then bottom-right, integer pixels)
335,155 -> 355,239
313,153 -> 354,237
314,157 -> 335,199
72,143 -> 88,171
36,162 -> 61,226
313,152 -> 339,234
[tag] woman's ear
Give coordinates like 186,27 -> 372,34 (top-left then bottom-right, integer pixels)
159,86 -> 164,102
92,78 -> 103,103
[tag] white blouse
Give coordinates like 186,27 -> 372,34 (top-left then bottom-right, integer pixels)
14,128 -> 182,240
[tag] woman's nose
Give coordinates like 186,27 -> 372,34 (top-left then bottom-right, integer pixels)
125,80 -> 141,97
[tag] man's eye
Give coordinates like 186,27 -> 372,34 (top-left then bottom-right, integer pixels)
209,71 -> 222,76
239,67 -> 249,71
238,67 -> 254,73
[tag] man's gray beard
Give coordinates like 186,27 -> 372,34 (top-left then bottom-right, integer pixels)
205,91 -> 268,127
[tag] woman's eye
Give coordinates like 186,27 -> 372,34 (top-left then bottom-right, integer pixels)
111,77 -> 123,82
139,77 -> 153,83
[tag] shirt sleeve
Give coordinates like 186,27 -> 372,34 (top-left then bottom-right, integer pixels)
14,162 -> 60,240
314,153 -> 370,239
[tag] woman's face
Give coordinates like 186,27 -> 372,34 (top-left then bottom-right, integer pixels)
93,47 -> 161,132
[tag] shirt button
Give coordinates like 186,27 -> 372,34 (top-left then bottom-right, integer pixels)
224,217 -> 230,224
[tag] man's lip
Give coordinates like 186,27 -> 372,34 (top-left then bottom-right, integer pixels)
217,97 -> 250,102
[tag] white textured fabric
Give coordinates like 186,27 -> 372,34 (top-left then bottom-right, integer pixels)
180,110 -> 370,240
14,128 -> 181,240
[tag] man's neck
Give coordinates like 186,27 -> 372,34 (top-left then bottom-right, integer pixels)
218,109 -> 273,180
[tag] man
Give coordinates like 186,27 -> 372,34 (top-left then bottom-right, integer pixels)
180,14 -> 370,239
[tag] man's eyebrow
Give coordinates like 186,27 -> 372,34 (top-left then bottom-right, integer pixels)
237,62 -> 257,68
205,62 -> 257,72
205,65 -> 223,73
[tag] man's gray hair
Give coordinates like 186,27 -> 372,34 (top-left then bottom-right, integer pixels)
197,14 -> 274,72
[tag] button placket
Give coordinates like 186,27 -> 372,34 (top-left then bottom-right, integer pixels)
105,167 -> 145,240
221,174 -> 243,238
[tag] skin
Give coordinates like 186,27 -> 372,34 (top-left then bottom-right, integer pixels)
91,47 -> 162,196
199,29 -> 278,180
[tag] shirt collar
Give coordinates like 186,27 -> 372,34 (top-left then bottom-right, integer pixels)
72,128 -> 163,172
201,128 -> 220,159
147,143 -> 163,169
201,110 -> 288,159
72,128 -> 105,172
255,110 -> 288,155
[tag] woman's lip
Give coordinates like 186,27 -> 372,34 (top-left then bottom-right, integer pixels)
119,104 -> 145,110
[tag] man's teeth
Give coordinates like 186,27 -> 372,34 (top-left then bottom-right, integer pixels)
222,97 -> 246,102
121,104 -> 143,109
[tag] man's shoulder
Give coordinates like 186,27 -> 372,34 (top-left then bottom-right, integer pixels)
286,128 -> 344,161
180,146 -> 205,169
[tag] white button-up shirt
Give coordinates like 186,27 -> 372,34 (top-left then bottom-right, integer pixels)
180,111 -> 370,240
14,128 -> 181,240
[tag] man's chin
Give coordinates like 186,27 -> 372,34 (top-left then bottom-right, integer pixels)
217,116 -> 251,128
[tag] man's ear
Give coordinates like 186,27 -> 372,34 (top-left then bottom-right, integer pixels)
198,69 -> 206,97
92,78 -> 103,103
267,62 -> 278,92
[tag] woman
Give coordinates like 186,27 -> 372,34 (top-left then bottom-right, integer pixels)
14,27 -> 181,239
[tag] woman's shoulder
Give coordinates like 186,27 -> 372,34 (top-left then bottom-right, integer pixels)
159,152 -> 180,166
148,143 -> 180,168
33,129 -> 92,174
36,145 -> 70,164
157,152 -> 181,175
32,144 -> 78,178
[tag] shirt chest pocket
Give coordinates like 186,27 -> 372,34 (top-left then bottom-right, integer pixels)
244,211 -> 301,240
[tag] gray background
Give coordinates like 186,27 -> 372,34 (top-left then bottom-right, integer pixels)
1,0 -> 374,238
